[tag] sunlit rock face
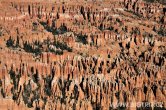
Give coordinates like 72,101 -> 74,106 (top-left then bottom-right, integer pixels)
0,0 -> 165,110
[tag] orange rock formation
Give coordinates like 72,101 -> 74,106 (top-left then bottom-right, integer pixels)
0,0 -> 165,110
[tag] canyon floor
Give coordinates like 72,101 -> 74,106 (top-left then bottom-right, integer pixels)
0,0 -> 165,110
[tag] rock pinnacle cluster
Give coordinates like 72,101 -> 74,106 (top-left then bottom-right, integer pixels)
0,0 -> 165,110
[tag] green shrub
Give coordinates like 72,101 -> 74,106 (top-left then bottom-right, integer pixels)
76,34 -> 88,44
6,36 -> 14,47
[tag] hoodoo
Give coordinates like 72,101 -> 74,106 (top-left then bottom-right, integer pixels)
0,0 -> 165,110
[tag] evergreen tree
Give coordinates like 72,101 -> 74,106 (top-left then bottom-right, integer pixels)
6,36 -> 14,47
